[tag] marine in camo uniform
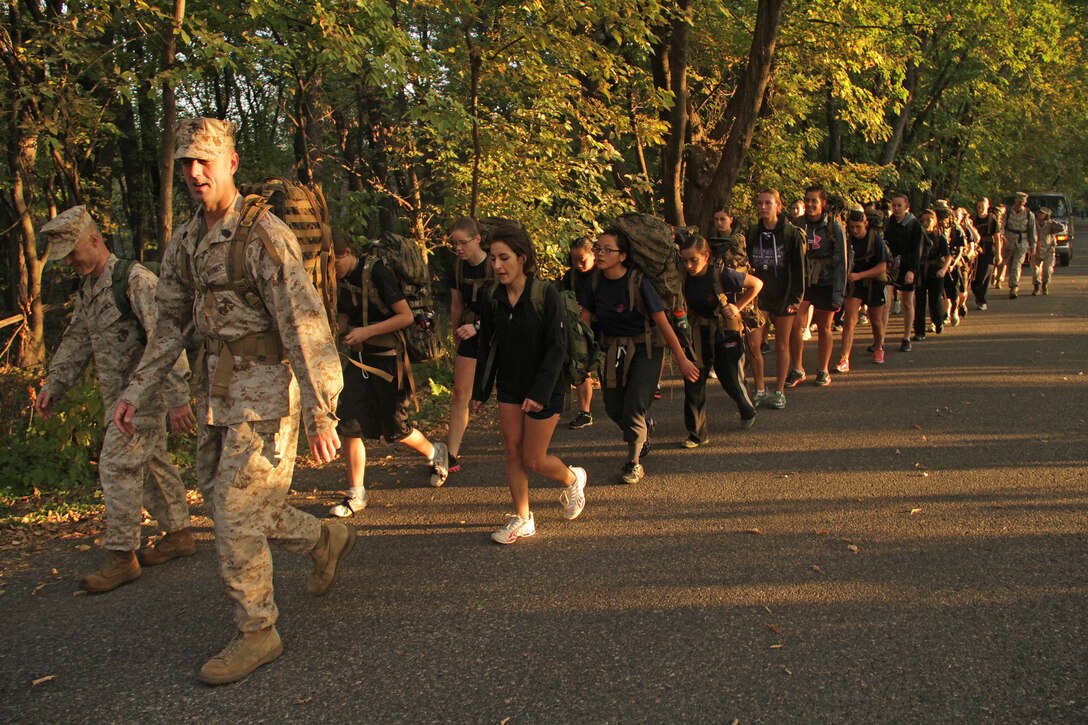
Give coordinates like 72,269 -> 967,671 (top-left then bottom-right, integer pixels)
114,118 -> 354,686
1002,192 -> 1036,299
36,206 -> 195,593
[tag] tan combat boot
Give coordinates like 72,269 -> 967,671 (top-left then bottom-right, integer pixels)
308,522 -> 357,596
197,626 -> 283,685
137,527 -> 197,567
79,550 -> 141,593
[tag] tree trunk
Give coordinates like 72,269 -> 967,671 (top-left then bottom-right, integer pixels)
465,27 -> 482,218
879,60 -> 916,166
9,110 -> 46,369
159,0 -> 186,249
825,80 -> 841,163
656,0 -> 692,226
682,0 -> 785,235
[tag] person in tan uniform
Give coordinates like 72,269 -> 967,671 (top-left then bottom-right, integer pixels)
1031,207 -> 1061,296
35,206 -> 195,593
1002,192 -> 1036,299
114,118 -> 352,685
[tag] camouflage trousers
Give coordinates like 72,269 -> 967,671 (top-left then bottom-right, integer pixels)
1003,241 -> 1029,289
196,413 -> 321,632
99,410 -> 190,551
1031,248 -> 1055,288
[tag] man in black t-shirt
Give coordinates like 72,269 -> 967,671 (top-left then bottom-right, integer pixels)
883,193 -> 924,353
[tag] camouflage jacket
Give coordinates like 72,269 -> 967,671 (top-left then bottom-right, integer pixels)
122,194 -> 342,436
42,254 -> 190,413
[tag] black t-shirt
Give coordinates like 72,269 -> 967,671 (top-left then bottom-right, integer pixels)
923,232 -> 951,268
685,267 -> 746,318
578,269 -> 664,338
850,232 -> 891,274
445,257 -> 489,320
972,213 -> 999,255
340,258 -> 404,327
560,267 -> 594,299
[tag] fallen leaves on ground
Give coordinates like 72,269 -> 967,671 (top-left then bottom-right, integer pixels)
846,544 -> 860,554
910,508 -> 923,515
31,675 -> 55,687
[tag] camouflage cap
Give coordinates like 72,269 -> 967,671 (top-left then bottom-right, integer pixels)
1015,191 -> 1029,201
174,117 -> 236,160
1039,206 -> 1052,217
40,206 -> 97,262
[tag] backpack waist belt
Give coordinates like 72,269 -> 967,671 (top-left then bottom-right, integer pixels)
340,330 -> 415,405
598,335 -> 650,390
200,331 -> 286,400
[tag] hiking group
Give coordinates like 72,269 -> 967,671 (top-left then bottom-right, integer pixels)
33,116 -> 1065,685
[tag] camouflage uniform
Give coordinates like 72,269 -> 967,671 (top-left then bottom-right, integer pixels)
122,188 -> 343,632
41,224 -> 191,552
1032,216 -> 1061,291
1002,202 -> 1036,291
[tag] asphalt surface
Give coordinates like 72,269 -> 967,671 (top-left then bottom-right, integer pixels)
2,237 -> 1086,724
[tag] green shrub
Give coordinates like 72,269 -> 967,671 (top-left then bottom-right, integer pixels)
0,368 -> 104,500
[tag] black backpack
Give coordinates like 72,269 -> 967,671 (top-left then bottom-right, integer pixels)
111,258 -> 158,343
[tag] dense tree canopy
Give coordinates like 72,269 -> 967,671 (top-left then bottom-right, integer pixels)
3,0 -> 1086,366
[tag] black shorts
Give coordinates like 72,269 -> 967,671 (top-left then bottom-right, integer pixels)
892,269 -> 917,291
336,352 -> 412,442
803,285 -> 840,312
850,281 -> 887,307
496,389 -> 565,420
757,296 -> 796,317
456,335 -> 480,360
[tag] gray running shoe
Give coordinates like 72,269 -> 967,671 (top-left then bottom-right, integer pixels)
766,390 -> 786,409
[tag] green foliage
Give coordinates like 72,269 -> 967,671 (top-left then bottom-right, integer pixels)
0,370 -> 104,500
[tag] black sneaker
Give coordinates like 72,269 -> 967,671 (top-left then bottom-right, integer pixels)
912,333 -> 926,342
568,411 -> 593,429
640,440 -> 651,459
866,344 -> 876,353
784,369 -> 806,388
814,370 -> 831,386
653,386 -> 662,400
760,340 -> 772,354
447,454 -> 461,474
900,339 -> 912,352
621,461 -> 645,484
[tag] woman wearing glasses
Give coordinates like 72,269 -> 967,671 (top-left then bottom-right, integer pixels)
472,225 -> 587,544
443,217 -> 491,477
577,228 -> 700,484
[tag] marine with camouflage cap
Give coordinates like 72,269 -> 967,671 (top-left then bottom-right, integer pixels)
114,117 -> 352,685
35,206 -> 195,593
1002,192 -> 1036,299
1031,207 -> 1062,295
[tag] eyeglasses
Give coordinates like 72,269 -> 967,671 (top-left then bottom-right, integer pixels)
592,245 -> 621,255
450,239 -> 476,248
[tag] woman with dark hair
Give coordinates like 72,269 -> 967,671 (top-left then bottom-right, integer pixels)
836,208 -> 889,371
678,234 -> 762,447
577,227 -> 699,484
472,225 -> 587,544
560,237 -> 597,429
443,217 -> 489,475
329,234 -> 449,518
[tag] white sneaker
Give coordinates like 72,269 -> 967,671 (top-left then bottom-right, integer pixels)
560,467 -> 587,520
429,442 -> 449,487
801,327 -> 812,341
491,513 -> 536,544
329,494 -> 367,518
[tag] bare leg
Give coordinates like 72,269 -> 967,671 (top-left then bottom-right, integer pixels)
746,327 -> 765,391
447,355 -> 476,457
813,309 -> 835,373
789,300 -> 811,373
772,314 -> 797,393
839,297 -> 862,362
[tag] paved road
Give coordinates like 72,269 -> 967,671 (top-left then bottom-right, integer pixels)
3,243 -> 1086,724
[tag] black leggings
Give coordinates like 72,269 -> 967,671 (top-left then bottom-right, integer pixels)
913,270 -> 946,335
602,345 -> 664,460
972,253 -> 994,305
683,331 -> 755,441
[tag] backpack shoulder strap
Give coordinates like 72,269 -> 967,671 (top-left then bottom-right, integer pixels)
359,254 -> 392,328
454,258 -> 464,291
223,196 -> 281,309
111,258 -> 137,320
529,277 -> 547,320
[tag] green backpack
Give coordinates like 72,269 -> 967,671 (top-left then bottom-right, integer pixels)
359,231 -> 444,364
110,258 -> 158,343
